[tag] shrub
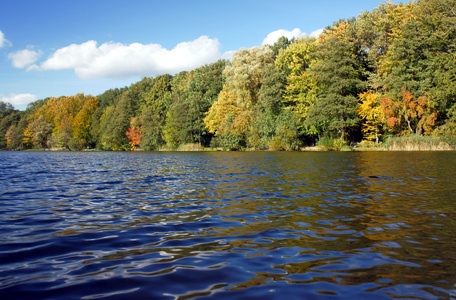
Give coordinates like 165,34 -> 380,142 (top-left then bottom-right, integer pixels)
316,136 -> 347,151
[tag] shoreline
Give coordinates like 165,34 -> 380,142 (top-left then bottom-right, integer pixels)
6,146 -> 456,152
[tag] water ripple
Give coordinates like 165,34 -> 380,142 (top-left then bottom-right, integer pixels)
1,151 -> 456,299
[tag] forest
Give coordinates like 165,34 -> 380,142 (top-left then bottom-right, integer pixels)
1,0 -> 456,151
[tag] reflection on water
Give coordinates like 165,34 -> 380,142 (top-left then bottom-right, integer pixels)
0,151 -> 456,299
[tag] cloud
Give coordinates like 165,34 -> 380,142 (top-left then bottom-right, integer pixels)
0,30 -> 11,48
221,50 -> 235,61
8,49 -> 41,69
262,28 -> 308,46
0,93 -> 38,106
262,28 -> 324,45
36,36 -> 223,79
310,28 -> 324,38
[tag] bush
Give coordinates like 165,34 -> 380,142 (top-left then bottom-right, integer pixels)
316,136 -> 348,151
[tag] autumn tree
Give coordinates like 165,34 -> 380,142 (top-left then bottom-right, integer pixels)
205,46 -> 275,149
126,117 -> 142,151
357,91 -> 386,143
381,88 -> 438,135
276,37 -> 318,134
204,89 -> 245,150
24,94 -> 100,149
71,95 -> 98,149
379,0 -> 456,131
26,115 -> 53,148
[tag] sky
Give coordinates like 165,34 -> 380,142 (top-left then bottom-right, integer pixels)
0,0 -> 388,110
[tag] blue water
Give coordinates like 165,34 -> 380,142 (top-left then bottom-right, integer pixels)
1,151 -> 456,299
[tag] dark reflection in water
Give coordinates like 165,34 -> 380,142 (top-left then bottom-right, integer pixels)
1,151 -> 456,299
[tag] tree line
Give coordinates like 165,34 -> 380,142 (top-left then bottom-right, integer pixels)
1,0 -> 455,151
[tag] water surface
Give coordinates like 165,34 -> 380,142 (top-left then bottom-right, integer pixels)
1,151 -> 455,299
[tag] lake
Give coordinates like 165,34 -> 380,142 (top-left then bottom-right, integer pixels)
0,151 -> 455,299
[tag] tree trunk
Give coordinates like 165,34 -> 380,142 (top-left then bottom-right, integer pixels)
375,126 -> 379,144
406,119 -> 413,133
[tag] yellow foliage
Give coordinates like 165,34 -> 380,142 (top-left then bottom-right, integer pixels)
358,91 -> 386,142
204,89 -> 240,134
275,38 -> 318,131
284,73 -> 317,120
72,96 -> 98,141
275,37 -> 316,76
22,127 -> 33,148
377,2 -> 417,77
318,21 -> 349,44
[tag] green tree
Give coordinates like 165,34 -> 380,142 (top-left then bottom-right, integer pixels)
163,60 -> 229,148
139,74 -> 172,150
356,2 -> 408,91
140,108 -> 166,150
306,20 -> 367,139
248,64 -> 287,149
0,101 -> 20,149
0,101 -> 14,112
91,87 -> 127,146
162,71 -> 192,148
99,92 -> 134,150
270,36 -> 295,57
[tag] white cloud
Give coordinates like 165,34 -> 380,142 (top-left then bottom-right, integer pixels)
221,50 -> 235,61
262,28 -> 308,46
262,28 -> 325,46
310,28 -> 324,38
0,93 -> 38,106
36,36 -> 223,79
0,30 -> 11,48
8,49 -> 41,69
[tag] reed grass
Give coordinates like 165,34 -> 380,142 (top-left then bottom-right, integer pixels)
384,135 -> 456,151
175,143 -> 202,151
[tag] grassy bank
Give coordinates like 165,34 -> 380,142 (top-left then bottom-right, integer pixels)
307,135 -> 456,151
383,135 -> 456,151
18,137 -> 456,152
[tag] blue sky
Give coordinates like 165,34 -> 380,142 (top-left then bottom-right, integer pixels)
1,0 -> 388,110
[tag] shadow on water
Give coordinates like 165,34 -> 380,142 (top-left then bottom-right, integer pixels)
0,151 -> 456,299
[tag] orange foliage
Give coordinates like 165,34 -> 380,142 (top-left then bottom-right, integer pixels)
126,128 -> 142,150
380,88 -> 437,134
